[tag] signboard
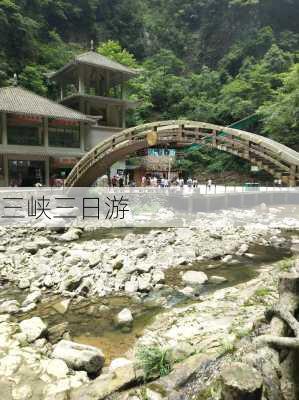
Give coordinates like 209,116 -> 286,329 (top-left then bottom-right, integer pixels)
8,114 -> 42,125
146,131 -> 158,146
52,158 -> 78,168
49,119 -> 79,127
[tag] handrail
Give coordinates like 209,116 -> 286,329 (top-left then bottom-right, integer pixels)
65,120 -> 299,187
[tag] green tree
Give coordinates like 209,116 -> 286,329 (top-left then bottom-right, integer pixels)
97,40 -> 138,68
259,64 -> 299,148
19,64 -> 48,95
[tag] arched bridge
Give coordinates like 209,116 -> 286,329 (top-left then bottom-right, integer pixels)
65,120 -> 299,187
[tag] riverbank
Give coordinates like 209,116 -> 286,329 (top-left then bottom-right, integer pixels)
0,204 -> 299,399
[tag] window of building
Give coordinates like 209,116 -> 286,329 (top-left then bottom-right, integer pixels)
48,122 -> 80,148
0,155 -> 4,181
7,114 -> 43,146
0,114 -> 2,145
8,160 -> 45,186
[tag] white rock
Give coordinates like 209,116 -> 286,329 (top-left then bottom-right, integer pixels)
138,274 -> 152,292
18,279 -> 30,289
245,253 -> 255,258
58,228 -> 82,242
179,286 -> 195,296
124,279 -> 139,293
109,357 -> 133,371
134,247 -> 147,258
237,243 -> 249,255
19,317 -> 47,343
44,275 -> 55,288
116,308 -> 133,326
145,388 -> 163,400
46,359 -> 69,378
21,303 -> 37,313
12,384 -> 32,400
22,291 -> 42,307
52,340 -> 105,374
182,271 -> 208,285
24,242 -> 39,254
34,237 -> 51,248
209,275 -> 227,284
52,299 -> 70,315
0,300 -> 20,314
152,270 -> 165,284
0,355 -> 22,376
89,251 -> 102,267
222,255 -> 233,263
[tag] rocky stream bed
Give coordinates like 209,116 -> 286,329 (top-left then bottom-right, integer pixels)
1,205 -> 299,399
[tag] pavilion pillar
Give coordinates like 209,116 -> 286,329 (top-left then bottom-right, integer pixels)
80,122 -> 85,152
120,77 -> 124,99
60,83 -> 64,101
289,165 -> 297,187
212,130 -> 217,146
106,105 -> 110,126
121,106 -> 126,128
44,117 -> 49,148
45,157 -> 50,186
2,112 -> 7,146
3,154 -> 8,186
106,70 -> 110,96
1,113 -> 8,186
44,117 -> 49,185
78,65 -> 86,94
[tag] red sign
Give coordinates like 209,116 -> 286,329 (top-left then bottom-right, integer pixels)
8,114 -> 42,125
49,119 -> 79,127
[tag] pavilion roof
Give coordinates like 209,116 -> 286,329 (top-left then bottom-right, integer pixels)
50,51 -> 138,80
0,86 -> 92,122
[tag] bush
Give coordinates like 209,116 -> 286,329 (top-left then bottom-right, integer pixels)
136,345 -> 172,380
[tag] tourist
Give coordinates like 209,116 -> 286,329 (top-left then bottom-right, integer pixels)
207,178 -> 212,190
111,176 -> 117,187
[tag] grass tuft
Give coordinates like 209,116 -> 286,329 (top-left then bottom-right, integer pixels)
136,345 -> 173,380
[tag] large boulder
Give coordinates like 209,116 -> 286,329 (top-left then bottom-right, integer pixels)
52,340 -> 105,375
70,362 -> 136,400
182,271 -> 208,286
220,362 -> 263,400
19,317 -> 47,343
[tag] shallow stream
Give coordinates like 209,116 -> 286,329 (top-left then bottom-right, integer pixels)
2,228 -> 296,364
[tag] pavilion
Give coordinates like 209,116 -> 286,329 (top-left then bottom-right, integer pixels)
49,50 -> 138,149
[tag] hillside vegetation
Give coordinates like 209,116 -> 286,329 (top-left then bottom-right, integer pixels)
1,0 -> 298,174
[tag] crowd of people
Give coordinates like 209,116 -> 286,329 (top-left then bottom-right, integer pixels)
109,174 -> 214,189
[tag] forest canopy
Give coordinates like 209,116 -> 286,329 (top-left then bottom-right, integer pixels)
0,0 -> 298,174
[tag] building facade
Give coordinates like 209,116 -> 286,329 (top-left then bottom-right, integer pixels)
0,86 -> 91,186
0,50 -> 138,186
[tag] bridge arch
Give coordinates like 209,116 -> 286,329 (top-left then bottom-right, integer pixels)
65,120 -> 299,187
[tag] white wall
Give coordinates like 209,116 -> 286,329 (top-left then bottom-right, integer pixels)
85,125 -> 122,151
